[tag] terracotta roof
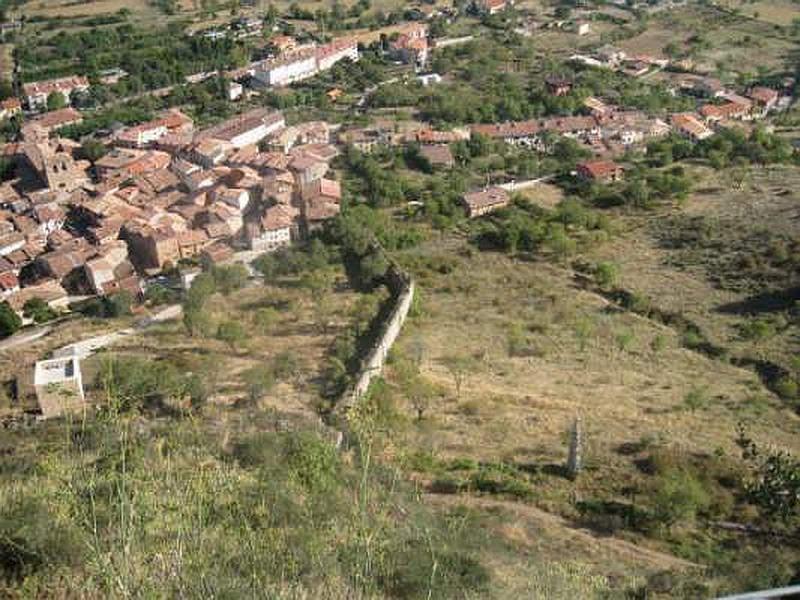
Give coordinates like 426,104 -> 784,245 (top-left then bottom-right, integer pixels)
471,120 -> 540,139
262,204 -> 295,230
31,108 -> 83,131
22,75 -> 89,97
748,86 -> 778,105
578,159 -> 621,179
462,187 -> 510,211
419,144 -> 454,165
0,270 -> 18,291
671,113 -> 713,138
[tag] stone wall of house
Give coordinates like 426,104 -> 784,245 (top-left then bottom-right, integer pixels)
335,262 -> 415,418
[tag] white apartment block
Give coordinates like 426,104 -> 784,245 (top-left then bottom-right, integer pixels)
254,51 -> 318,87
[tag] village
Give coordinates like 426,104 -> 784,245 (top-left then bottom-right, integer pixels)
0,0 -> 799,595
0,21 -> 789,320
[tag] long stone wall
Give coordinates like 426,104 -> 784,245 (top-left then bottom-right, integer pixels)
335,263 -> 415,417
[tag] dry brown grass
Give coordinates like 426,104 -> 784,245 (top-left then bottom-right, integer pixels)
378,228 -> 800,582
82,276 -> 360,417
518,182 -> 564,210
24,0 -> 157,19
717,0 -> 800,25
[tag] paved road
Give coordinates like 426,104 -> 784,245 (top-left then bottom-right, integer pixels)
0,324 -> 53,351
0,303 -> 182,355
497,174 -> 556,191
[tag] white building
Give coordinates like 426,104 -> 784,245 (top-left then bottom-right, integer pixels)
214,187 -> 251,211
315,38 -> 359,71
22,76 -> 90,110
228,81 -> 244,101
34,356 -> 85,419
254,51 -> 319,87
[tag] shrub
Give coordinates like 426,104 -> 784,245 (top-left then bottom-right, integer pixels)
283,432 -> 339,492
242,365 -> 275,404
22,298 -> 58,324
593,262 -> 619,289
0,301 -> 21,337
683,387 -> 708,412
650,468 -> 710,527
383,545 -> 490,599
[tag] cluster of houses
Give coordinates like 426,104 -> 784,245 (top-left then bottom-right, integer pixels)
0,105 -> 346,323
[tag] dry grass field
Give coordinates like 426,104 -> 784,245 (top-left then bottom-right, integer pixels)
716,0 -> 800,25
620,5 -> 796,72
83,274 -> 361,416
24,0 -> 154,18
590,163 -> 800,370
377,210 -> 800,591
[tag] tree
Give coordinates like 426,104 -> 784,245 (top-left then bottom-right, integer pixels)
736,425 -> 800,521
46,91 -> 67,111
183,305 -> 214,337
440,354 -> 474,400
217,320 -> 246,351
0,301 -> 21,338
212,264 -> 248,295
252,253 -> 278,279
23,298 -> 58,324
79,140 -> 108,163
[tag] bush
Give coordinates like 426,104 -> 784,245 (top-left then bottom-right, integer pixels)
0,301 -> 22,337
683,387 -> 708,412
217,320 -> 246,351
283,432 -> 339,492
383,545 -> 490,599
22,298 -> 58,324
98,355 -> 187,411
242,365 -> 274,404
650,468 -> 710,527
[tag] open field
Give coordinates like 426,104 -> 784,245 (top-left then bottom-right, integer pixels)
619,5 -> 796,73
378,222 -> 800,593
90,276 -> 361,417
589,163 -> 800,376
715,0 -> 800,26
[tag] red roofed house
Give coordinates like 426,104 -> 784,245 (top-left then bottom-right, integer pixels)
475,0 -> 507,15
576,160 -> 624,183
301,178 -> 341,232
461,186 -> 510,218
246,204 -> 297,252
0,98 -> 21,120
0,270 -> 19,298
671,113 -> 714,142
28,108 -> 83,134
389,34 -> 429,68
23,76 -> 89,111
748,87 -> 779,117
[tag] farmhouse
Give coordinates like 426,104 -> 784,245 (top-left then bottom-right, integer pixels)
670,113 -> 714,142
419,144 -> 455,169
577,159 -> 624,183
462,187 -> 511,218
253,49 -> 319,87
